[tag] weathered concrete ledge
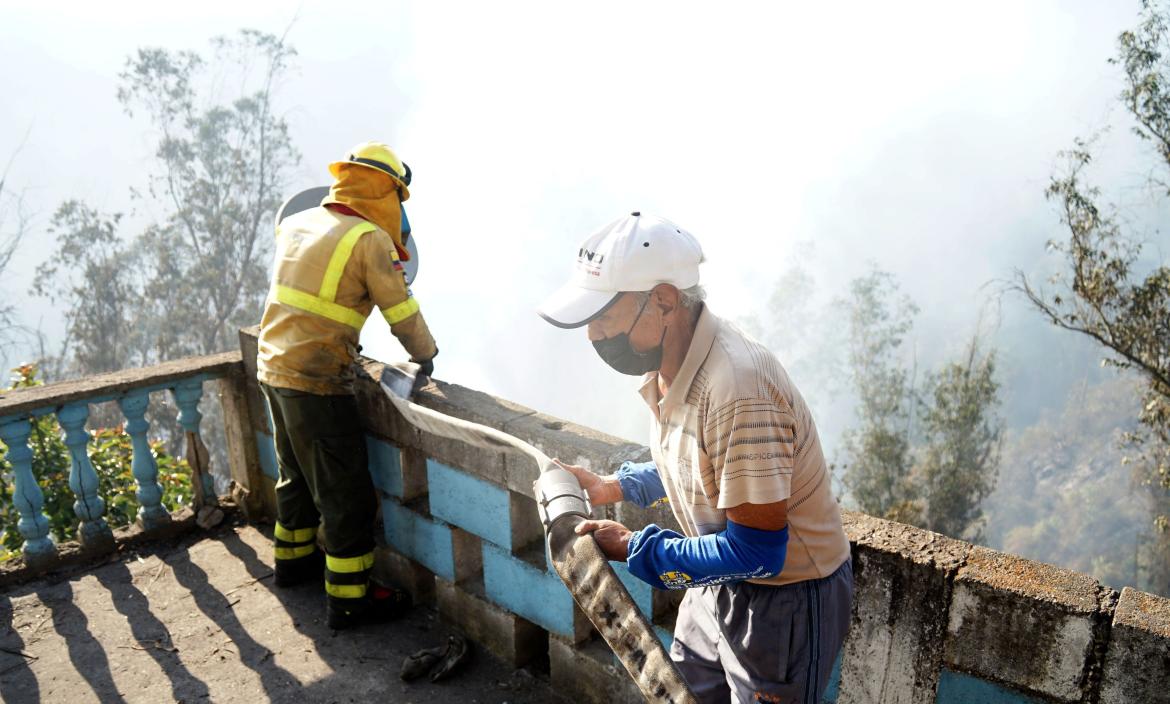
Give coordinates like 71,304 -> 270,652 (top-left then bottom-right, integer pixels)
838,512 -> 969,704
946,546 -> 1113,702
0,351 -> 242,418
1100,586 -> 1170,703
352,355 -> 653,503
232,327 -> 1170,704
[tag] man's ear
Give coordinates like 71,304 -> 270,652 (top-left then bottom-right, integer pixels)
651,284 -> 680,318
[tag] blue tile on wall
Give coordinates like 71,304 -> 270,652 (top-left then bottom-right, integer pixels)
381,499 -> 455,580
935,669 -> 1043,704
427,459 -> 512,547
482,543 -> 575,636
366,435 -> 403,497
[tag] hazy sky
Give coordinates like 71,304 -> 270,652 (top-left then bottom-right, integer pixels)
0,0 -> 1157,453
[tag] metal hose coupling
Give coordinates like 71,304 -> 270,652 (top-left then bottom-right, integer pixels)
535,462 -> 592,531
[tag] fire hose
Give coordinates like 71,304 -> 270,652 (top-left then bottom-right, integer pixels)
379,369 -> 697,704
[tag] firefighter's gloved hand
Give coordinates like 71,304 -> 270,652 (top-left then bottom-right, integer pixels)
411,357 -> 435,395
417,357 -> 434,378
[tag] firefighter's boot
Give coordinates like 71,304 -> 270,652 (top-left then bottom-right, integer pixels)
273,522 -> 323,588
324,551 -> 411,629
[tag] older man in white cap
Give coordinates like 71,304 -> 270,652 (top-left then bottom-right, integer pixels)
538,212 -> 853,704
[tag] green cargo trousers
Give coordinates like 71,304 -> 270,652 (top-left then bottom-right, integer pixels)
261,384 -> 377,598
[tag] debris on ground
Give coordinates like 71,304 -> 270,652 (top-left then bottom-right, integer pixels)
401,634 -> 472,683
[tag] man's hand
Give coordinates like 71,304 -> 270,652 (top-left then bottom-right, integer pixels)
553,459 -> 622,505
574,519 -> 633,562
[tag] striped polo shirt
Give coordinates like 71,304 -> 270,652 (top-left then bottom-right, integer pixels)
638,305 -> 850,586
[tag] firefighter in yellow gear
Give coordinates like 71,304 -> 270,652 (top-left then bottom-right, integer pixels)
257,141 -> 437,629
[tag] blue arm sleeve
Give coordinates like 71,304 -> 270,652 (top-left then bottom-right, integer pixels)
626,520 -> 789,590
615,461 -> 668,508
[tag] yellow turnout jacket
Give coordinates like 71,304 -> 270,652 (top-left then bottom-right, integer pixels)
257,205 -> 437,395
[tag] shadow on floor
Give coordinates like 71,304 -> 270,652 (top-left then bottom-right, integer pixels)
218,527 -> 567,704
37,581 -> 123,704
0,523 -> 567,704
0,593 -> 40,703
167,542 -> 303,699
95,560 -> 212,702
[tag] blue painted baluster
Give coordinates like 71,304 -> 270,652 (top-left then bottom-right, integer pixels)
119,390 -> 171,530
0,416 -> 56,565
57,403 -> 113,549
173,378 -> 215,508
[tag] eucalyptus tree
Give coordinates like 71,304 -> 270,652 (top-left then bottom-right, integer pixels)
1016,1 -> 1170,564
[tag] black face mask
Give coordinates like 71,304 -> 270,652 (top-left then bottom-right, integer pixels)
592,298 -> 667,376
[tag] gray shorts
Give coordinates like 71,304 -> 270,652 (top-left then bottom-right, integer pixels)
670,559 -> 853,704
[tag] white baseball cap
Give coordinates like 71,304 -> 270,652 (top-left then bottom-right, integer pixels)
538,211 -> 705,329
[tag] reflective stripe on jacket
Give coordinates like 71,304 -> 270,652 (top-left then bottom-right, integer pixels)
257,206 -> 437,394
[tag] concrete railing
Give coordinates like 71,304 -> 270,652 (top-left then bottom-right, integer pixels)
237,327 -> 1170,704
0,352 -> 274,579
234,327 -> 1170,703
838,514 -> 1170,704
12,326 -> 1157,703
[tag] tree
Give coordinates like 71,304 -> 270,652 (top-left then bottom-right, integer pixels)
29,30 -> 298,477
837,270 -> 921,521
836,268 -> 1004,538
31,201 -> 141,374
1015,0 -> 1170,558
915,336 -> 1003,541
0,136 -> 31,358
986,377 -> 1164,594
740,263 -> 820,365
118,29 -> 299,357
32,29 -> 299,377
738,258 -> 847,402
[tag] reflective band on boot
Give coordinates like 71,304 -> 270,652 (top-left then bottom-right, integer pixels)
275,544 -> 316,560
274,522 -> 319,561
326,583 -> 367,599
327,552 -> 375,572
275,522 -> 317,543
325,551 -> 375,599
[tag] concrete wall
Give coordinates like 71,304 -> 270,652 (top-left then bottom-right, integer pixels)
238,329 -> 1170,703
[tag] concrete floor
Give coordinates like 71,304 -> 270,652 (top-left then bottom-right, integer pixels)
0,523 -> 565,704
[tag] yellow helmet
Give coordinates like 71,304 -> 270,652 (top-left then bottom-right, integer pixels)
328,141 -> 411,189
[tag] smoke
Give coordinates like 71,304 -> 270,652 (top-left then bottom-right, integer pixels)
0,0 -> 1155,453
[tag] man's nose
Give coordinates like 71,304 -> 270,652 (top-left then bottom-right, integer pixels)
586,320 -> 605,341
